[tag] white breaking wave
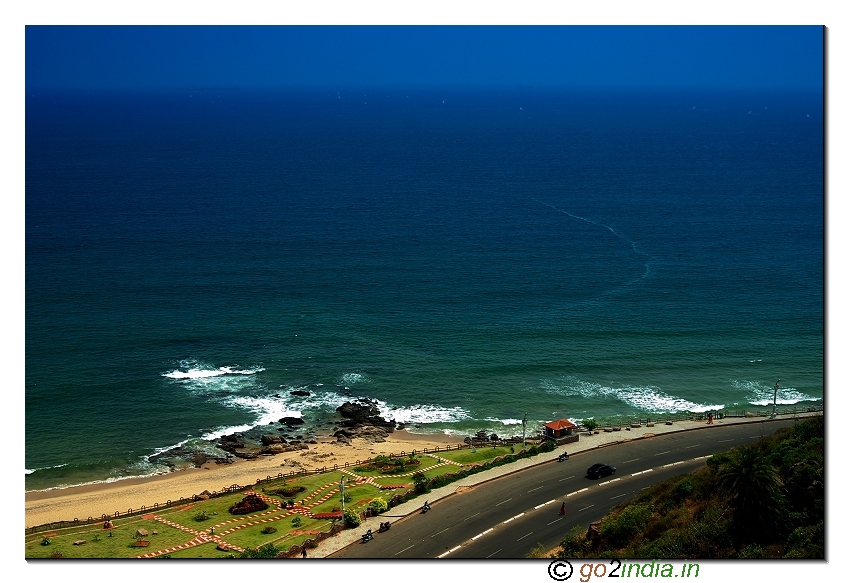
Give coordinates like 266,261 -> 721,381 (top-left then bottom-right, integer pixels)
162,361 -> 266,396
485,417 -> 524,426
542,377 -> 724,414
382,402 -> 471,424
163,365 -> 265,380
26,467 -> 172,493
219,395 -> 303,429
732,380 -> 820,406
25,463 -> 68,475
339,371 -> 370,385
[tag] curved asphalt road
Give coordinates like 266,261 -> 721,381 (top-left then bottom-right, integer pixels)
330,418 -> 797,559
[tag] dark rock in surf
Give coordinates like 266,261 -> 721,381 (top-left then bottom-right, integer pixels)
336,399 -> 396,431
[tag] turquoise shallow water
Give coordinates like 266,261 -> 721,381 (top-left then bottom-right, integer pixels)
25,88 -> 823,491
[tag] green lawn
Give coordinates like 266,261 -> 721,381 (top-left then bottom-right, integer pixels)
26,443 -> 544,558
158,543 -> 230,559
25,517 -> 196,559
435,445 -> 520,465
220,515 -> 330,550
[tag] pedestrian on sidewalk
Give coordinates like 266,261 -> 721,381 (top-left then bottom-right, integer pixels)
301,546 -> 307,558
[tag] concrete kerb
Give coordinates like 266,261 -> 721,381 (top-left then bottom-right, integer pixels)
315,411 -> 821,558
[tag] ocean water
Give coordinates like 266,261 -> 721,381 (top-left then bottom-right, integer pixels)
25,88 -> 823,491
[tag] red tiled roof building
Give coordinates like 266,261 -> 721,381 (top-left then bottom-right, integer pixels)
544,419 -> 577,438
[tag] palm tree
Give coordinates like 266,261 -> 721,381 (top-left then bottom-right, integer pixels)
714,445 -> 785,538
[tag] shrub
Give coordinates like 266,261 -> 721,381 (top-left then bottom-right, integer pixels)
229,494 -> 269,516
261,526 -> 277,534
368,497 -> 388,514
275,485 -> 307,498
343,508 -> 362,527
738,544 -> 764,558
194,511 -> 210,522
239,543 -> 281,559
412,471 -> 429,493
429,474 -> 451,489
291,516 -> 302,528
671,476 -> 694,503
600,503 -> 652,548
557,526 -> 591,559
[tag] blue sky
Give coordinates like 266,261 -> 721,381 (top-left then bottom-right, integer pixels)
25,25 -> 823,92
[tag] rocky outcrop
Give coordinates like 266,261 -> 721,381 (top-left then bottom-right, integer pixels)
336,399 -> 396,430
148,446 -> 229,468
218,434 -> 246,453
261,434 -> 283,445
279,416 -> 306,427
232,448 -> 261,460
260,442 -> 308,455
290,390 -> 311,397
329,399 -> 397,444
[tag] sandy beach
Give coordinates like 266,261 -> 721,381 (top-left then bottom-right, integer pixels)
24,430 -> 466,529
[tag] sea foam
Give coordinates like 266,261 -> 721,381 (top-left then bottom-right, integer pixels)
542,377 -> 724,414
732,380 -> 820,406
163,364 -> 265,380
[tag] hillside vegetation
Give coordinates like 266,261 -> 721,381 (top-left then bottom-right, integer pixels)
554,416 -> 824,559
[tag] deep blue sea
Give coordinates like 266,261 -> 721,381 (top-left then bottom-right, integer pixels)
25,87 -> 823,491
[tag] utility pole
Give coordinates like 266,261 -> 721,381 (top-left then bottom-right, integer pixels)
522,414 -> 527,450
771,379 -> 781,419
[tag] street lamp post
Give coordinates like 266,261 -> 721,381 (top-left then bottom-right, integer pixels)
771,379 -> 781,419
522,414 -> 527,450
340,477 -> 345,515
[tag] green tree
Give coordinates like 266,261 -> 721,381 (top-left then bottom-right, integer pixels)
412,471 -> 429,493
582,419 -> 599,432
714,444 -> 785,538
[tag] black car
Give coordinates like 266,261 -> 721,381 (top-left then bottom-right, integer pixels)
586,463 -> 616,479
